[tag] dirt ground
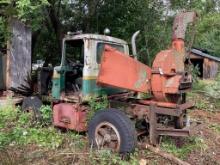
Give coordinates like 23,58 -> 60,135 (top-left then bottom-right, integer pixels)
186,109 -> 220,165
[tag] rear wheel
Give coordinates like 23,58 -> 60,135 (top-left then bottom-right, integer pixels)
88,109 -> 137,153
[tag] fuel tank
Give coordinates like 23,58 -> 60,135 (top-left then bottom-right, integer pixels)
53,103 -> 87,131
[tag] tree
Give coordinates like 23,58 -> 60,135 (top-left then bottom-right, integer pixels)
195,13 -> 220,56
0,0 -> 220,64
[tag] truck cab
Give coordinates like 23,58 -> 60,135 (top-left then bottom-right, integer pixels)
51,33 -> 129,102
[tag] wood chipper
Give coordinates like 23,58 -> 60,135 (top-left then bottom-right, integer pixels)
22,12 -> 197,153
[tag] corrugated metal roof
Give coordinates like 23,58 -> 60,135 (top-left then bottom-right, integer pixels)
191,48 -> 220,62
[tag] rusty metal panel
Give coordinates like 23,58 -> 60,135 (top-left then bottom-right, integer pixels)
53,103 -> 87,131
6,19 -> 32,90
97,46 -> 151,93
172,12 -> 197,40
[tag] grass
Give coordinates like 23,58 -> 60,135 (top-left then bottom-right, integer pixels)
0,102 -> 142,164
209,124 -> 220,134
87,95 -> 109,121
0,94 -> 216,164
161,136 -> 207,160
190,77 -> 220,111
0,104 -> 65,149
0,103 -> 176,165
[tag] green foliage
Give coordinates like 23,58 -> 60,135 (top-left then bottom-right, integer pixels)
192,79 -> 206,91
88,149 -> 139,165
88,95 -> 108,112
191,78 -> 220,111
188,64 -> 201,83
0,104 -> 143,164
209,123 -> 220,134
87,95 -> 109,120
204,74 -> 220,99
0,105 -> 82,149
0,0 -> 49,30
192,74 -> 220,111
0,103 -> 19,126
195,13 -> 220,56
1,0 -> 220,65
195,98 -> 210,110
17,111 -> 32,126
40,105 -> 52,125
0,16 -> 10,50
161,136 -> 207,159
3,126 -> 63,149
16,0 -> 49,30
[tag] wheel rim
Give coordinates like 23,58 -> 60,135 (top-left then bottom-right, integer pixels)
95,122 -> 121,152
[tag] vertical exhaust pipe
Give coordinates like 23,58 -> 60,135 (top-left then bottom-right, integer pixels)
131,30 -> 140,59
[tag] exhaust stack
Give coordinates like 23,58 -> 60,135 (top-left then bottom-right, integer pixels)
131,30 -> 140,59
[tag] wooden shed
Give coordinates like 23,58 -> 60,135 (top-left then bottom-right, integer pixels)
189,48 -> 220,79
0,19 -> 31,95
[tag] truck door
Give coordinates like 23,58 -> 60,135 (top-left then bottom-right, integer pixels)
82,40 -> 127,97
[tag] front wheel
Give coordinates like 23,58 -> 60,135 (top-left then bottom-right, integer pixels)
88,109 -> 137,153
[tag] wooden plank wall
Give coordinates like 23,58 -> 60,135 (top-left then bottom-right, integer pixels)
0,54 -> 6,90
203,58 -> 219,79
6,19 -> 32,90
0,55 -> 4,89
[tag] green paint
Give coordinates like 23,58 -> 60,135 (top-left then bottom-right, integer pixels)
52,78 -> 61,99
134,69 -> 147,89
52,67 -> 66,99
82,79 -> 124,97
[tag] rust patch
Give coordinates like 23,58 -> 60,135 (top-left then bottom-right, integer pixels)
134,68 -> 147,89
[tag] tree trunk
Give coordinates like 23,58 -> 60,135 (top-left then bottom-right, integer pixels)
47,0 -> 63,53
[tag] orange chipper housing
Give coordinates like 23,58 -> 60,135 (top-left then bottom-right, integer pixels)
97,12 -> 197,104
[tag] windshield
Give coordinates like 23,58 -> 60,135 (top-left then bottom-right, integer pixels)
96,42 -> 124,63
61,39 -> 84,66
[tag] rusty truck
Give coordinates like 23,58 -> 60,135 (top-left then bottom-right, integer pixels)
9,12 -> 197,153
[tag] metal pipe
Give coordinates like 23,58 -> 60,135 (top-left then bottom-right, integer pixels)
131,30 -> 140,59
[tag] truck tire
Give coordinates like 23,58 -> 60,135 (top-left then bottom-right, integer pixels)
21,96 -> 42,120
88,109 -> 137,153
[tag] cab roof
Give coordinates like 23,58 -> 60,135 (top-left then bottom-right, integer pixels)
64,33 -> 128,45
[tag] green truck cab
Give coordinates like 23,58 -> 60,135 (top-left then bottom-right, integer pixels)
50,33 -> 129,102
